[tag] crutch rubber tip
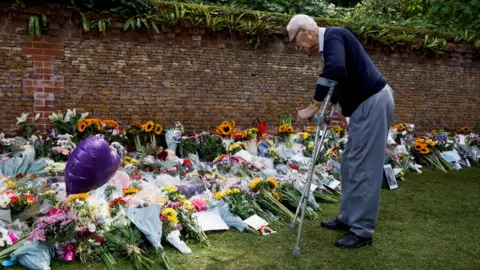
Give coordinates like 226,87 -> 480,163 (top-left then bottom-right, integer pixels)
293,247 -> 301,257
290,221 -> 296,229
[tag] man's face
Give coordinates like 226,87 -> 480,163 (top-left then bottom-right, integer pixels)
289,27 -> 319,55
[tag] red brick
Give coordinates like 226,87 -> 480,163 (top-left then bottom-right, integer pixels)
43,62 -> 54,68
43,37 -> 63,44
33,80 -> 53,87
45,100 -> 54,106
33,62 -> 43,68
34,100 -> 45,106
22,48 -> 43,55
33,55 -> 54,62
33,43 -> 55,49
34,106 -> 54,112
43,49 -> 64,57
35,118 -> 51,125
23,79 -> 33,86
54,81 -> 64,87
44,87 -> 63,93
33,68 -> 54,75
30,36 -> 44,42
23,87 -> 36,94
34,92 -> 54,100
54,44 -> 64,50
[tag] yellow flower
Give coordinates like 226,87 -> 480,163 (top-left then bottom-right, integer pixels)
215,191 -> 224,200
269,147 -> 276,153
278,125 -> 287,133
123,188 -> 140,196
308,141 -> 314,149
268,140 -> 274,146
225,188 -> 232,196
273,192 -> 280,201
123,156 -> 137,165
425,139 -> 436,147
66,193 -> 90,203
183,200 -> 194,211
233,188 -> 240,194
266,177 -> 278,189
163,184 -> 178,193
250,178 -> 261,191
161,208 -> 178,224
144,121 -> 155,132
6,180 -> 17,189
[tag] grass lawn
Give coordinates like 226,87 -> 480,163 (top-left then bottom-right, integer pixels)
15,166 -> 480,269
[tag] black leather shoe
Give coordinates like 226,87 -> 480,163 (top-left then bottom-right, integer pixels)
335,232 -> 373,248
320,219 -> 350,230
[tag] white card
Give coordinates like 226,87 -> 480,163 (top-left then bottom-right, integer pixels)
243,214 -> 268,230
192,208 -> 229,232
396,145 -> 408,154
457,135 -> 466,145
393,168 -> 403,176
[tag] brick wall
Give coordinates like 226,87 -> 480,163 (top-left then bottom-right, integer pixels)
1,12 -> 479,133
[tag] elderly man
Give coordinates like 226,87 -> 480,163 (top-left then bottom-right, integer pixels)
286,14 -> 394,248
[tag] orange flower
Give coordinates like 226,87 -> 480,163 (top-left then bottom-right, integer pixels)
278,125 -> 287,133
154,124 -> 163,135
77,121 -> 87,133
286,126 -> 294,133
461,126 -> 469,133
144,121 -> 154,132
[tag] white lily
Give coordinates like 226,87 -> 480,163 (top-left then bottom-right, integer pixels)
16,113 -> 29,125
63,109 -> 73,123
34,113 -> 40,121
79,112 -> 89,122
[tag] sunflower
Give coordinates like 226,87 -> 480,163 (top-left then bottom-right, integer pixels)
94,120 -> 102,130
85,119 -> 94,127
273,192 -> 280,201
420,148 -> 430,155
425,139 -> 436,147
278,125 -> 287,133
286,126 -> 294,133
431,129 -> 437,134
393,125 -> 400,130
461,126 -> 469,133
144,121 -> 154,132
266,177 -> 278,189
250,178 -> 261,191
219,122 -> 233,136
414,142 -> 425,151
415,138 -> 425,144
154,124 -> 163,135
77,121 -> 87,133
225,189 -> 232,196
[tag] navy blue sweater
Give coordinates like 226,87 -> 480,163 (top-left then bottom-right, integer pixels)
314,27 -> 387,117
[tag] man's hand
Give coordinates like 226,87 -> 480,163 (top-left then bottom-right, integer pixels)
297,104 -> 320,124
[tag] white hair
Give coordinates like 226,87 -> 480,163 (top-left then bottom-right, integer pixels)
286,14 -> 318,39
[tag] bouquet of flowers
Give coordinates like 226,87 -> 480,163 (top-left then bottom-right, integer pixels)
250,177 -> 295,223
49,109 -> 89,136
29,207 -> 76,244
413,138 -> 449,172
16,112 -> 40,138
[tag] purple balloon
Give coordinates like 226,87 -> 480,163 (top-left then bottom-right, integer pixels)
65,135 -> 121,195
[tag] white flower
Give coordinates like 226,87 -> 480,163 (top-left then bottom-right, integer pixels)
34,113 -> 40,121
88,223 -> 96,233
79,112 -> 89,122
0,241 -> 4,247
16,113 -> 29,125
63,110 -> 73,123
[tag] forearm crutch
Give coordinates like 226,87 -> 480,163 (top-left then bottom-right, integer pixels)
292,77 -> 338,257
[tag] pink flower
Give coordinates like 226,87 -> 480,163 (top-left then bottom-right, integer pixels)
191,198 -> 207,212
8,232 -> 18,243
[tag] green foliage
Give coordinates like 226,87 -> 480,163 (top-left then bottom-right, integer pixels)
73,0 -> 155,15
81,13 -> 111,34
28,14 -> 47,39
199,135 -> 225,162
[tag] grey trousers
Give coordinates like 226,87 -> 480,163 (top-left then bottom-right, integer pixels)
338,84 -> 395,238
